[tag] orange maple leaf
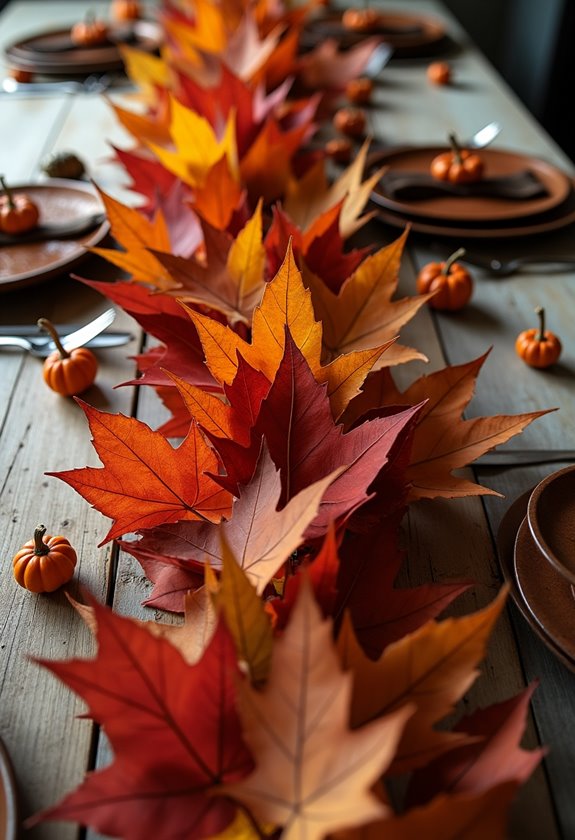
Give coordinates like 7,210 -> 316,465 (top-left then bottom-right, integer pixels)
50,402 -> 232,544
337,587 -> 508,775
223,581 -> 412,840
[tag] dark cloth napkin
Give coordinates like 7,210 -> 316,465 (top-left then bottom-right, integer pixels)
378,169 -> 549,201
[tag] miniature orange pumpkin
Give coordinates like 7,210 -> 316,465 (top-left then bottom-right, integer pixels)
13,525 -> 77,593
8,67 -> 34,83
110,0 -> 142,21
430,133 -> 484,183
333,107 -> 366,138
427,61 -> 451,85
515,307 -> 562,368
0,174 -> 40,234
325,137 -> 353,164
416,247 -> 473,311
345,77 -> 373,105
38,317 -> 98,396
70,14 -> 109,46
342,8 -> 380,32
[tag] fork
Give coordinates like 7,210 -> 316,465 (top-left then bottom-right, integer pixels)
0,74 -> 112,97
0,308 -> 115,357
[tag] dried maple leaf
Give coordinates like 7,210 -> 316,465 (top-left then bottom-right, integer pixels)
121,444 -> 342,607
222,580 -> 412,840
32,605 -> 253,839
347,354 -> 553,500
192,153 -> 245,229
406,684 -> 544,806
221,14 -> 282,80
306,228 -> 430,367
112,144 -> 178,211
337,587 -> 508,775
333,781 -> 519,840
188,244 -> 393,419
51,402 -> 232,544
297,36 -> 383,92
156,203 -> 265,324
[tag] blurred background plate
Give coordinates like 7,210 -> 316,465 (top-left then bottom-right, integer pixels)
0,180 -> 109,291
5,19 -> 162,75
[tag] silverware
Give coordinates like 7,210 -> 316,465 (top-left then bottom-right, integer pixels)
0,308 -> 132,357
0,73 -> 111,97
461,252 -> 575,277
364,43 -> 394,78
465,121 -> 502,150
474,450 -> 575,468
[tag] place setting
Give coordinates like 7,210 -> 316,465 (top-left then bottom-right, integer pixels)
497,465 -> 575,673
367,127 -> 575,239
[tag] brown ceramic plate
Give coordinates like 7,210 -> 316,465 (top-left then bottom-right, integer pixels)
527,465 -> 575,585
0,180 -> 108,292
0,736 -> 18,840
496,489 -> 575,672
373,178 -> 575,240
301,10 -> 447,56
369,146 -> 571,222
5,20 -> 162,75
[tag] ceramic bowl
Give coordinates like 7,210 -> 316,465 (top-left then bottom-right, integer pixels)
527,464 -> 575,587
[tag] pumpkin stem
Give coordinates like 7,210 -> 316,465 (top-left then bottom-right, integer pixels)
442,247 -> 466,275
448,132 -> 462,166
33,524 -> 50,556
0,174 -> 15,210
535,306 -> 546,342
37,317 -> 70,359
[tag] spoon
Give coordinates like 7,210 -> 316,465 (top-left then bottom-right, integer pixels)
465,121 -> 502,150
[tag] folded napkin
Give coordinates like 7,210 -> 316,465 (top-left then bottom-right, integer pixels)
0,212 -> 106,246
379,169 -> 548,201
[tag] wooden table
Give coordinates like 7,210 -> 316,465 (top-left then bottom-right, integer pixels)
0,2 -> 574,838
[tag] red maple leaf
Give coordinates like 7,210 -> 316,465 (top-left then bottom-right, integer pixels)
32,604 -> 253,839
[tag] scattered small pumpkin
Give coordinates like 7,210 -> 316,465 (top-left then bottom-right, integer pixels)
333,106 -> 366,139
430,132 -> 484,183
41,151 -> 86,180
13,524 -> 77,593
110,0 -> 142,21
8,67 -> 34,83
515,306 -> 562,369
0,174 -> 40,234
416,247 -> 473,311
70,13 -> 109,46
38,317 -> 98,396
427,61 -> 452,85
325,137 -> 353,164
345,77 -> 373,105
341,8 -> 380,32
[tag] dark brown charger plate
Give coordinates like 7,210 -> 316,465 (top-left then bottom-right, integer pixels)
0,180 -> 109,292
300,10 -> 448,56
368,146 -> 571,222
0,736 -> 18,840
497,489 -> 575,672
5,20 -> 162,75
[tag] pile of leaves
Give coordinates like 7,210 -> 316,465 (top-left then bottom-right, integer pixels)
33,0 -> 549,837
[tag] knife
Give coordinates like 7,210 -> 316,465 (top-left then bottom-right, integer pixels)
474,450 -> 575,468
0,330 -> 134,349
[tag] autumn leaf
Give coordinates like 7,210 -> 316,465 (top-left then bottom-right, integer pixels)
192,153 -> 244,230
32,605 -> 253,839
306,228 -> 430,366
163,0 -> 228,56
221,14 -> 282,80
222,580 -> 412,840
239,116 -> 311,203
406,684 -> 544,806
213,535 -> 274,685
337,587 -> 508,774
334,781 -> 519,840
297,36 -> 383,92
112,144 -> 178,211
347,355 -> 553,500
51,402 -> 232,544
90,187 -> 174,288
156,203 -> 266,324
121,444 -> 343,607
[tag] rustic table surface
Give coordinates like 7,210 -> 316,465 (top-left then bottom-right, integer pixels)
0,1 -> 574,838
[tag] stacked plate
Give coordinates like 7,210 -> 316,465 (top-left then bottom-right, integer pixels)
300,9 -> 449,57
368,146 -> 575,240
497,465 -> 575,671
4,20 -> 162,76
